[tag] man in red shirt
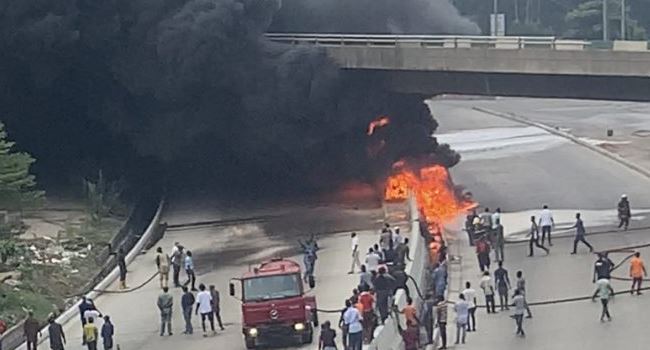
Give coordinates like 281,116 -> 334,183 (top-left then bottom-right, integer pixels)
358,289 -> 376,344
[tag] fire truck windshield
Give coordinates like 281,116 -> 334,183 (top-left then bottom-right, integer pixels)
243,273 -> 302,301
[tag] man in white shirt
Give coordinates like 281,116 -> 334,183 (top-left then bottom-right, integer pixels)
343,299 -> 363,350
480,271 -> 497,314
538,205 -> 555,246
454,294 -> 469,345
491,208 -> 501,230
461,282 -> 477,332
365,247 -> 381,272
392,227 -> 404,246
348,232 -> 361,274
195,284 -> 215,336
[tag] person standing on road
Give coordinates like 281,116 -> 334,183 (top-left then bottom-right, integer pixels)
592,278 -> 614,321
358,264 -> 373,291
454,294 -> 469,345
539,205 -> 555,246
209,285 -> 225,330
24,312 -> 40,350
181,286 -> 195,334
528,216 -> 549,256
630,252 -> 647,295
494,223 -> 505,262
108,245 -> 128,290
184,251 -> 197,291
157,286 -> 173,336
395,238 -> 412,268
48,316 -> 66,350
494,261 -> 511,311
100,316 -> 114,350
397,320 -> 420,350
436,296 -> 449,349
318,321 -> 337,350
593,253 -> 615,282
421,293 -> 436,346
373,266 -> 396,324
618,194 -> 631,230
475,237 -> 491,272
196,284 -> 216,336
515,271 -> 533,318
343,299 -> 363,350
171,243 -> 184,288
512,289 -> 526,337
358,288 -> 375,344
82,318 -> 98,350
348,232 -> 362,274
365,247 -> 381,273
461,282 -> 477,331
570,213 -> 594,255
480,271 -> 497,314
155,247 -> 171,289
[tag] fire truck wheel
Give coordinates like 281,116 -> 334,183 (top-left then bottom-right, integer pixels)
244,336 -> 256,349
302,325 -> 313,344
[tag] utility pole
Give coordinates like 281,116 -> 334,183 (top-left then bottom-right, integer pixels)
602,0 -> 609,41
620,0 -> 626,40
491,0 -> 499,36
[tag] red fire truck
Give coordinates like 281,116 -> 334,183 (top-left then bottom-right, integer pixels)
229,258 -> 318,349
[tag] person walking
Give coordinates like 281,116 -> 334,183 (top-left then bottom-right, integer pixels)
183,251 -> 197,291
480,271 -> 497,314
630,252 -> 647,295
538,205 -> 555,246
180,286 -> 195,334
395,238 -> 412,269
155,247 -> 170,289
512,289 -> 526,337
100,316 -> 114,350
348,232 -> 362,274
358,264 -> 373,291
570,213 -> 594,255
617,194 -> 631,230
421,293 -> 436,346
528,215 -> 550,256
24,312 -> 40,350
494,261 -> 511,310
78,297 -> 93,327
593,253 -> 615,283
515,271 -> 533,318
454,294 -> 469,345
592,278 -> 614,321
475,237 -> 491,272
196,284 -> 216,336
436,297 -> 448,349
108,245 -> 128,290
461,282 -> 477,331
157,286 -> 173,336
82,318 -> 98,350
343,299 -> 363,350
318,321 -> 337,350
209,285 -> 225,330
47,316 -> 66,350
170,243 -> 184,288
397,320 -> 420,350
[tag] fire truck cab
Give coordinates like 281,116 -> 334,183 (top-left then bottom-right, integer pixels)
230,258 -> 318,349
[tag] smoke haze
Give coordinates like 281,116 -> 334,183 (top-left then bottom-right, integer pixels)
0,0 -> 471,195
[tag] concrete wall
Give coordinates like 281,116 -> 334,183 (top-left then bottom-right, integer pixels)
325,46 -> 650,78
369,197 -> 427,350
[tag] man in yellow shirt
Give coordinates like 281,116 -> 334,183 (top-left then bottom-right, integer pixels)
630,252 -> 647,295
83,318 -> 99,350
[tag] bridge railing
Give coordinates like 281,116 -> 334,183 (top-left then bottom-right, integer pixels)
265,33 -> 592,50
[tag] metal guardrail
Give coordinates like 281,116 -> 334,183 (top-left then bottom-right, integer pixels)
265,33 -> 592,50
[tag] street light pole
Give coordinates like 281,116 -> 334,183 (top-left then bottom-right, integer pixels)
602,0 -> 608,41
621,0 -> 626,40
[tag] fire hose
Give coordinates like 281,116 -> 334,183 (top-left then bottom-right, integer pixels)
65,271 -> 159,298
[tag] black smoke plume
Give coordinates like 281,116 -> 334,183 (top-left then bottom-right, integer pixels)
0,0 -> 469,196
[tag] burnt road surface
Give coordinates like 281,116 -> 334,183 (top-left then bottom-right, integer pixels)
431,98 -> 650,350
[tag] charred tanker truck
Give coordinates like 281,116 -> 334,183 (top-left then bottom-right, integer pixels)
229,258 -> 318,349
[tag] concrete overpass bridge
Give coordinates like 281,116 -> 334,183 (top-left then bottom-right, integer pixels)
267,34 -> 650,101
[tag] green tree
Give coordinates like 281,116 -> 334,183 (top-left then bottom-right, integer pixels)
565,0 -> 646,39
83,170 -> 122,223
0,123 -> 44,211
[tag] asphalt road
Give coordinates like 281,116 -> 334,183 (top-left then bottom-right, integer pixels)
49,197 -> 405,350
431,98 -> 650,350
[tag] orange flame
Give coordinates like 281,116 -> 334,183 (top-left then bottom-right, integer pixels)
367,116 -> 390,136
